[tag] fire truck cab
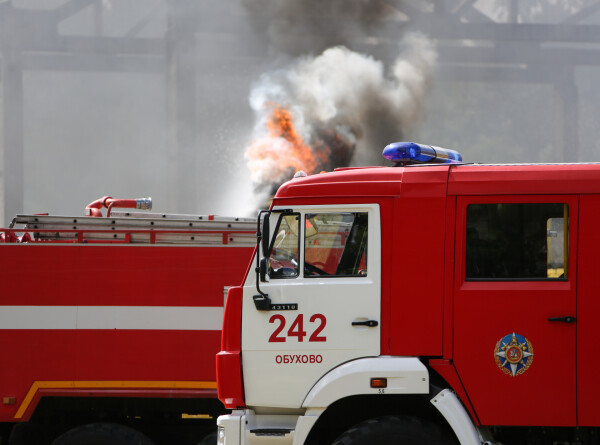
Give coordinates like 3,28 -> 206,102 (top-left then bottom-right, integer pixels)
217,143 -> 600,445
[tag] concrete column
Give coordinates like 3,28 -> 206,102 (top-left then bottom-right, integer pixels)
553,70 -> 579,162
166,0 -> 198,214
1,2 -> 24,225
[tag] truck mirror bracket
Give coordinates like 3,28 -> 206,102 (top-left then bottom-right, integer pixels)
253,294 -> 272,311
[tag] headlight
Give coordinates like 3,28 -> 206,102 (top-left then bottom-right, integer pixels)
218,426 -> 225,445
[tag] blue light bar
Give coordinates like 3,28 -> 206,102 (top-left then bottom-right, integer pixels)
382,142 -> 463,165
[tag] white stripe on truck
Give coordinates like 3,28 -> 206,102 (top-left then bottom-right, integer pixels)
0,306 -> 224,330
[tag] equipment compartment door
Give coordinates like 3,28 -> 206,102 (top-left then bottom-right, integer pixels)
241,205 -> 381,409
453,195 -> 577,426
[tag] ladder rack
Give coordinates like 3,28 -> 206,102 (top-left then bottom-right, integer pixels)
2,212 -> 257,246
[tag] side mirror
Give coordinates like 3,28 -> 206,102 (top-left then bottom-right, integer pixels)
259,257 -> 268,282
261,212 -> 270,257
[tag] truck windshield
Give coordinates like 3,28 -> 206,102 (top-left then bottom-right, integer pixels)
304,212 -> 368,277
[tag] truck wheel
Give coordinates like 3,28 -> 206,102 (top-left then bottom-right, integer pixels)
51,423 -> 155,445
197,431 -> 217,445
331,416 -> 456,445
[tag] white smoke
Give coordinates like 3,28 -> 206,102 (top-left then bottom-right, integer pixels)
245,32 -> 437,188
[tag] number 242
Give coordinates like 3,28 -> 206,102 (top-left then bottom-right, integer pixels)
269,314 -> 326,343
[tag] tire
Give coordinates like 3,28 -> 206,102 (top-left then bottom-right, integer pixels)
51,423 -> 155,445
331,416 -> 456,445
197,431 -> 217,445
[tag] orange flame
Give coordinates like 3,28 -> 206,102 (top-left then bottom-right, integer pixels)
245,104 -> 329,184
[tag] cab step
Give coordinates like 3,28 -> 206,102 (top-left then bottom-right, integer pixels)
250,428 -> 293,437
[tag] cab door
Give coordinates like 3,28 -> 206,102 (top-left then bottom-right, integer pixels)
241,204 -> 381,408
453,195 -> 577,426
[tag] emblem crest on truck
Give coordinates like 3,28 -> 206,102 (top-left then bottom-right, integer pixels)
494,332 -> 534,377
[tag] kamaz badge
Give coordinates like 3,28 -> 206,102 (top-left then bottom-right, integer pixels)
494,332 -> 534,377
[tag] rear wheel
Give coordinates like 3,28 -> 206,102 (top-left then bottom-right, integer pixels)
331,416 -> 456,445
51,423 -> 155,445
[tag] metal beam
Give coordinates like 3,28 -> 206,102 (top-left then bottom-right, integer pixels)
125,1 -> 164,38
346,40 -> 600,69
189,17 -> 600,45
0,5 -> 163,55
21,53 -> 164,73
435,65 -> 563,84
176,7 -> 600,44
21,38 -> 600,76
411,20 -> 600,43
435,44 -> 600,67
452,0 -> 477,15
5,5 -> 600,53
562,0 -> 600,24
53,0 -> 100,23
453,4 -> 494,23
17,35 -> 165,56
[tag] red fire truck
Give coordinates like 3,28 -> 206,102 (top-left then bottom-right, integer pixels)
0,197 -> 255,445
217,143 -> 600,445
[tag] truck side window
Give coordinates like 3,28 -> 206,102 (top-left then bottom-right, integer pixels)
268,214 -> 300,279
466,203 -> 568,280
304,212 -> 368,277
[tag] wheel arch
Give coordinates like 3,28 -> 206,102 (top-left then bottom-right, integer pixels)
301,357 -> 429,408
299,357 -> 481,445
304,393 -> 457,445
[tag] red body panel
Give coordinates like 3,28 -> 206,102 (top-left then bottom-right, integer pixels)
448,164 -> 600,195
442,196 -> 457,360
452,195 -> 578,426
387,167 -> 448,357
0,243 -> 253,422
217,286 -> 245,409
577,194 -> 600,426
1,245 -> 248,306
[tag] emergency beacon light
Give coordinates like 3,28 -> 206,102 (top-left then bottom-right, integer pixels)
383,142 -> 463,165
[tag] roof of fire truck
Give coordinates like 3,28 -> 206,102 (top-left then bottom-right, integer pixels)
274,142 -> 600,200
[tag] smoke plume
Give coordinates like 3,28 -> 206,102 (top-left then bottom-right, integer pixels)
242,0 -> 394,56
245,33 -> 437,193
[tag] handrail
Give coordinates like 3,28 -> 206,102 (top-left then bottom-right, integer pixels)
0,228 -> 254,245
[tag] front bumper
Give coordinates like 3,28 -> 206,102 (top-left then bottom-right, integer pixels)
217,410 -> 319,445
217,411 -> 243,445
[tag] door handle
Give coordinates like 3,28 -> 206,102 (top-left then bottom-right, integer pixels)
548,316 -> 576,323
352,320 -> 378,327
